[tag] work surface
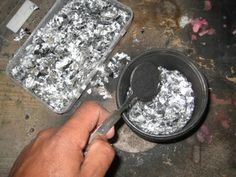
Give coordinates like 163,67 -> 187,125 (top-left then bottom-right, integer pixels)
0,0 -> 236,176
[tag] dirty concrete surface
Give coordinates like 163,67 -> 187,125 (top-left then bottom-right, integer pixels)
0,0 -> 236,177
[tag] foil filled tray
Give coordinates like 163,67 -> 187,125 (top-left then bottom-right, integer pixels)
7,0 -> 133,113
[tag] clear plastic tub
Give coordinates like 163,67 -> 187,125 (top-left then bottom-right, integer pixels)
7,0 -> 133,113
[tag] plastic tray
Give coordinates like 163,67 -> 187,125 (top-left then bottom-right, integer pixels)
7,0 -> 133,113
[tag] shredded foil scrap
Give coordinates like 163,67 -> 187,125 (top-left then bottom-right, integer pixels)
10,0 -> 131,113
89,52 -> 131,99
127,67 -> 195,135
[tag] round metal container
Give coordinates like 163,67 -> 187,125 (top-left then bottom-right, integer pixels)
116,49 -> 208,143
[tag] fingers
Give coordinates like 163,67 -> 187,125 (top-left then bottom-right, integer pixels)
79,136 -> 115,177
105,127 -> 115,139
58,101 -> 114,149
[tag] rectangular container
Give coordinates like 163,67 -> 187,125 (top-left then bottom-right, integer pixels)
7,0 -> 133,113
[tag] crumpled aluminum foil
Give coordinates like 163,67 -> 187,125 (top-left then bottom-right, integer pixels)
89,52 -> 131,99
14,28 -> 27,41
127,67 -> 195,135
107,52 -> 131,78
10,0 -> 130,113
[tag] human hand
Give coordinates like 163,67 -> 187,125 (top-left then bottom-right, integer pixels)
9,101 -> 115,177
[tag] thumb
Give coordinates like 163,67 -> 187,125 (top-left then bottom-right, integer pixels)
79,136 -> 115,177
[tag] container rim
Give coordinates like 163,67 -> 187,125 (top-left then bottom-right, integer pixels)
116,48 -> 209,143
6,0 -> 134,114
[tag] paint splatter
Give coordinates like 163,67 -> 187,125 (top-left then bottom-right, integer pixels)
215,110 -> 230,129
204,0 -> 212,11
191,18 -> 208,33
196,124 -> 212,144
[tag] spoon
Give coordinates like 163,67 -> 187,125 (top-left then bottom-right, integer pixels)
89,62 -> 160,142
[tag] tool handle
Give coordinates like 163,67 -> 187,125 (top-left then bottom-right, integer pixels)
89,110 -> 121,143
88,95 -> 136,143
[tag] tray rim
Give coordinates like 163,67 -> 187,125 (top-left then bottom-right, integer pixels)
6,0 -> 134,114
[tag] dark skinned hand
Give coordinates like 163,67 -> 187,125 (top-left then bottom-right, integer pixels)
9,101 -> 115,177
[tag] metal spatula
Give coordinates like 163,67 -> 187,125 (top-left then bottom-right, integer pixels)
89,62 -> 160,142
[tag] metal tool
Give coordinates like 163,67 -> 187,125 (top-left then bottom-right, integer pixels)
89,62 -> 160,142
